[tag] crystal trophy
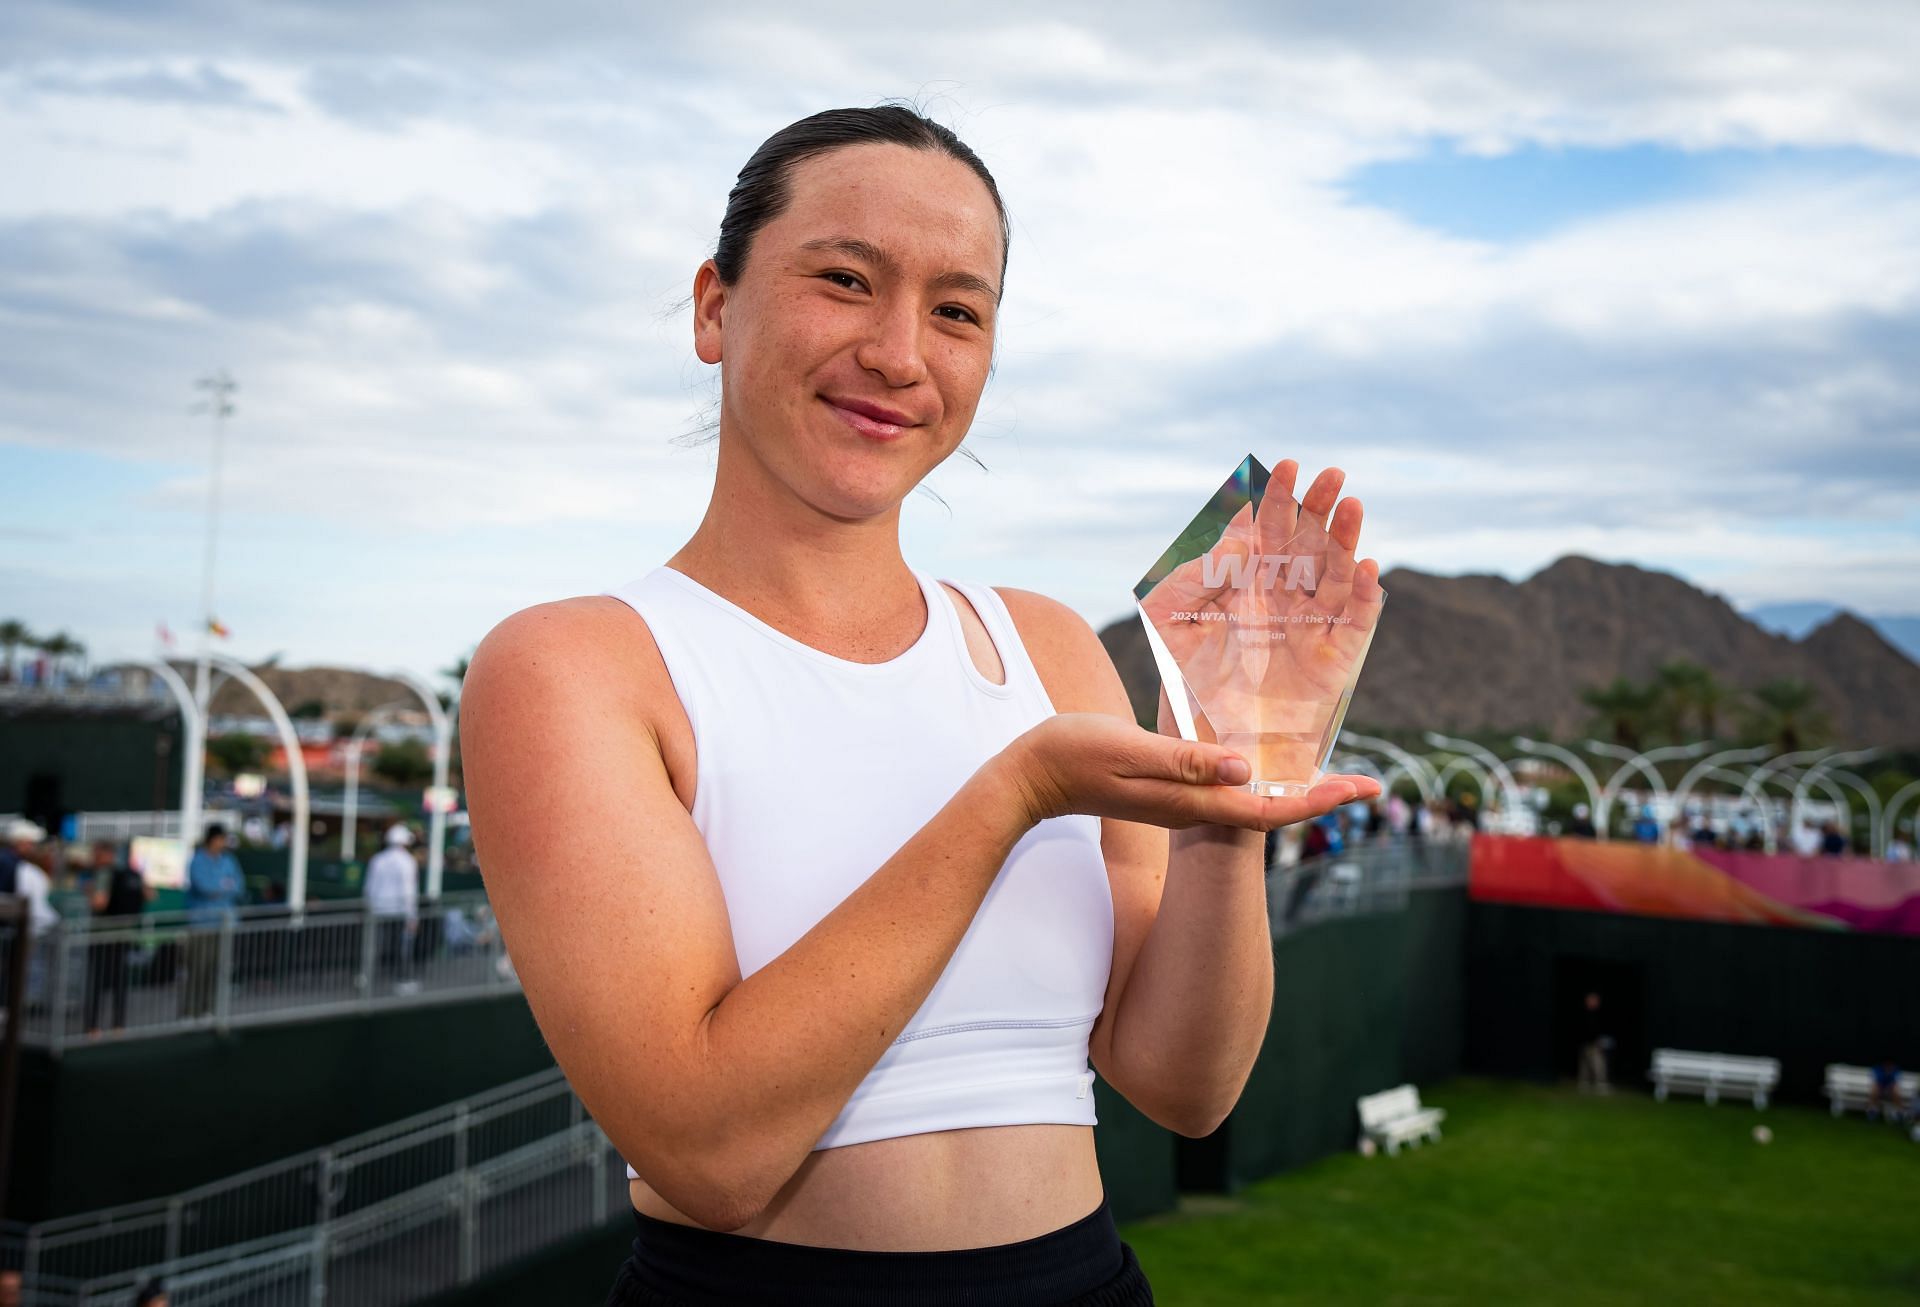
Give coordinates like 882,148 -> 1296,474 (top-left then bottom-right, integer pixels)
1134,455 -> 1385,797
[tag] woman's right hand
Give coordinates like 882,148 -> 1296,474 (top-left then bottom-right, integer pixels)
1002,711 -> 1379,833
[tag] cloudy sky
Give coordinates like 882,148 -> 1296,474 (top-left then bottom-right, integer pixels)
4,0 -> 1917,685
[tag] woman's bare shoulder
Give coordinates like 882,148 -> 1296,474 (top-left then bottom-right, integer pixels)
987,586 -> 1130,719
464,594 -> 678,739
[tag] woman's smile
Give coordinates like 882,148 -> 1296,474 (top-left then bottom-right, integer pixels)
822,394 -> 917,441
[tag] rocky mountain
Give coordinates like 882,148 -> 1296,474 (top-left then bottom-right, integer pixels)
1099,555 -> 1920,747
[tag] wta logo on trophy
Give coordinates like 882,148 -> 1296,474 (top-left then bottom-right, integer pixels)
1199,552 -> 1319,591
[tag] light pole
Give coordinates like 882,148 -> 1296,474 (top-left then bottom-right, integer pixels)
180,369 -> 236,860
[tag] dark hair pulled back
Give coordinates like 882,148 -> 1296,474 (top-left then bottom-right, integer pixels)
713,103 -> 1010,293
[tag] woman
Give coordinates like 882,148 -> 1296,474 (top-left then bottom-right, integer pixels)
460,105 -> 1383,1306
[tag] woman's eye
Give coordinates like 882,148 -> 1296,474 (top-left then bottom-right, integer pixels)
822,271 -> 865,291
936,305 -> 979,325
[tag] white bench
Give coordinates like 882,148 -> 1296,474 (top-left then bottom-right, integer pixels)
1824,1064 -> 1918,1118
1648,1048 -> 1779,1108
1357,1084 -> 1446,1156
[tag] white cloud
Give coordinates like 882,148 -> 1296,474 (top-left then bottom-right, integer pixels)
0,2 -> 1916,678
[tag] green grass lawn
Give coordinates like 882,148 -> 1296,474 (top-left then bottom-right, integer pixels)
1119,1078 -> 1920,1305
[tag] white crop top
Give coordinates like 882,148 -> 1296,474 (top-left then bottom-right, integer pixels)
600,563 -> 1114,1177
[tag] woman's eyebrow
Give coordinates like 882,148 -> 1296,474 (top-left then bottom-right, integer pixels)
799,236 -> 1000,303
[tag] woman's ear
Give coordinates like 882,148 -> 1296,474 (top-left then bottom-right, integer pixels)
692,260 -> 726,365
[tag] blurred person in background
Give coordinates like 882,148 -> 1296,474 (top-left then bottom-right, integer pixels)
1818,820 -> 1849,857
365,824 -> 420,995
1565,803 -> 1597,839
134,1279 -> 169,1307
180,824 -> 245,1019
1576,991 -> 1612,1093
1385,790 -> 1411,840
85,838 -> 152,1036
1866,1060 -> 1909,1124
2,818 -> 59,1009
1791,820 -> 1822,857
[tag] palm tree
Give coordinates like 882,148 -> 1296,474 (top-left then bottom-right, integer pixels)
0,619 -> 32,681
1580,676 -> 1663,750
438,650 -> 472,713
37,631 -> 83,684
1746,678 -> 1829,754
1654,657 -> 1733,741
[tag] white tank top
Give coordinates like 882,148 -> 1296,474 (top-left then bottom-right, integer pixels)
600,563 -> 1114,1172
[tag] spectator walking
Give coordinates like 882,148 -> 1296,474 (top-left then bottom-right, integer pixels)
180,825 -> 245,1019
365,825 -> 420,994
85,839 -> 152,1035
1576,991 -> 1612,1093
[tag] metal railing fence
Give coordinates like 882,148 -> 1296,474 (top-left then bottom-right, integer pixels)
54,1124 -> 625,1307
0,893 -> 517,1053
4,1066 -> 618,1305
1269,836 -> 1469,936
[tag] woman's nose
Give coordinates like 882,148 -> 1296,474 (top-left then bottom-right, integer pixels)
853,299 -> 929,387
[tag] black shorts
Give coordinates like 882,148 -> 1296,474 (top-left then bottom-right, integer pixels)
604,1196 -> 1154,1306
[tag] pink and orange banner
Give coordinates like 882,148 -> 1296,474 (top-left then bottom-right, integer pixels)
1469,835 -> 1920,936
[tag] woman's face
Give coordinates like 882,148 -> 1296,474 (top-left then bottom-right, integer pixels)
693,142 -> 1003,521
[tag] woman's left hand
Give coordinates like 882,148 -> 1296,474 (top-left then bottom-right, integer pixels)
1141,459 -> 1385,787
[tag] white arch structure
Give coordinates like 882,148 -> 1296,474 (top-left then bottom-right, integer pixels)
1793,763 -> 1883,860
341,700 -> 411,859
1430,754 -> 1497,811
1340,732 -> 1440,806
1424,733 -> 1525,813
1880,780 -> 1920,859
136,659 -> 203,846
1513,737 -> 1607,836
1670,746 -> 1776,827
1583,741 -> 1710,836
206,654 -> 312,907
385,670 -> 455,899
1791,749 -> 1883,859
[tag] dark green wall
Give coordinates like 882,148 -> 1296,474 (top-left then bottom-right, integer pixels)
1091,1077 -> 1179,1224
1181,887 -> 1468,1193
1466,903 -> 1920,1104
13,994 -> 554,1219
0,712 -> 182,820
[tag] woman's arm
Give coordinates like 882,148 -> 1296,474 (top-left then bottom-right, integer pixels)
996,587 -> 1366,1136
459,600 -> 1037,1233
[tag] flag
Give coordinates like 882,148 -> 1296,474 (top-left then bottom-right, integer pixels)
208,617 -> 231,639
156,620 -> 176,649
